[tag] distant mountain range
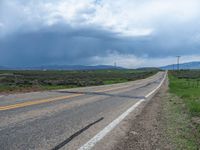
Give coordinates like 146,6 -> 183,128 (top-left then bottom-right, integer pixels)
1,61 -> 200,71
0,65 -> 124,70
161,61 -> 200,70
136,67 -> 160,71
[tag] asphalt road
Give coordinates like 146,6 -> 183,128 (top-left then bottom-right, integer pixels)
0,72 -> 166,150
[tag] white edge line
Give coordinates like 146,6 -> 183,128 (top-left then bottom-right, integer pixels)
145,71 -> 167,98
78,71 -> 167,150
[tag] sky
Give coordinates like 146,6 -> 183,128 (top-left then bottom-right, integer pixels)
0,0 -> 200,68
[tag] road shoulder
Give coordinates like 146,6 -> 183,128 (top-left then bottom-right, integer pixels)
112,78 -> 172,150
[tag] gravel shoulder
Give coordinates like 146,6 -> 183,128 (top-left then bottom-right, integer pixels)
113,78 -> 174,150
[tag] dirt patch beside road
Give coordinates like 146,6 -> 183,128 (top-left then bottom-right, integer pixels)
114,79 -> 174,150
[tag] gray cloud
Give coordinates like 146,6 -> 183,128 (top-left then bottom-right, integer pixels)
0,0 -> 200,67
1,24 -> 200,67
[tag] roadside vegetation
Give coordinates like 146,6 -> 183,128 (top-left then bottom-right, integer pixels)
167,70 -> 200,149
0,69 -> 158,93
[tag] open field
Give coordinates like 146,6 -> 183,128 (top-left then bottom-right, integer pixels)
0,69 -> 158,93
168,70 -> 200,149
169,70 -> 200,116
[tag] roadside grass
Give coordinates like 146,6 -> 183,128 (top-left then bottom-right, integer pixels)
0,69 -> 158,93
167,71 -> 200,149
164,94 -> 198,150
169,73 -> 200,116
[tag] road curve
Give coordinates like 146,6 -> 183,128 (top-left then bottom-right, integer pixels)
0,72 -> 166,150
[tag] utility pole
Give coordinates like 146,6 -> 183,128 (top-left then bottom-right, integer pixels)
176,56 -> 180,71
114,62 -> 117,68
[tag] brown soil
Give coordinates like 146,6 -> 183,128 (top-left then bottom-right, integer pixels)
114,80 -> 174,150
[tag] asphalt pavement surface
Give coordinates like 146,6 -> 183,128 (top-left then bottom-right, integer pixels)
0,72 -> 166,150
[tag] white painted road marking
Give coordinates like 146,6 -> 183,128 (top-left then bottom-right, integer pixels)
145,73 -> 167,98
78,72 -> 167,150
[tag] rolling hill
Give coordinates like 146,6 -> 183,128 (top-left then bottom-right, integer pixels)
161,61 -> 200,70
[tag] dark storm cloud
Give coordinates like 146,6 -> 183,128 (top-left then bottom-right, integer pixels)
0,25 -> 118,66
1,24 -> 200,67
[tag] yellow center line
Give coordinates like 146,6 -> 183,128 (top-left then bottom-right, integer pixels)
0,84 -> 132,111
0,94 -> 83,111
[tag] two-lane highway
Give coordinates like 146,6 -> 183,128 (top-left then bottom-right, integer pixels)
0,72 -> 166,150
